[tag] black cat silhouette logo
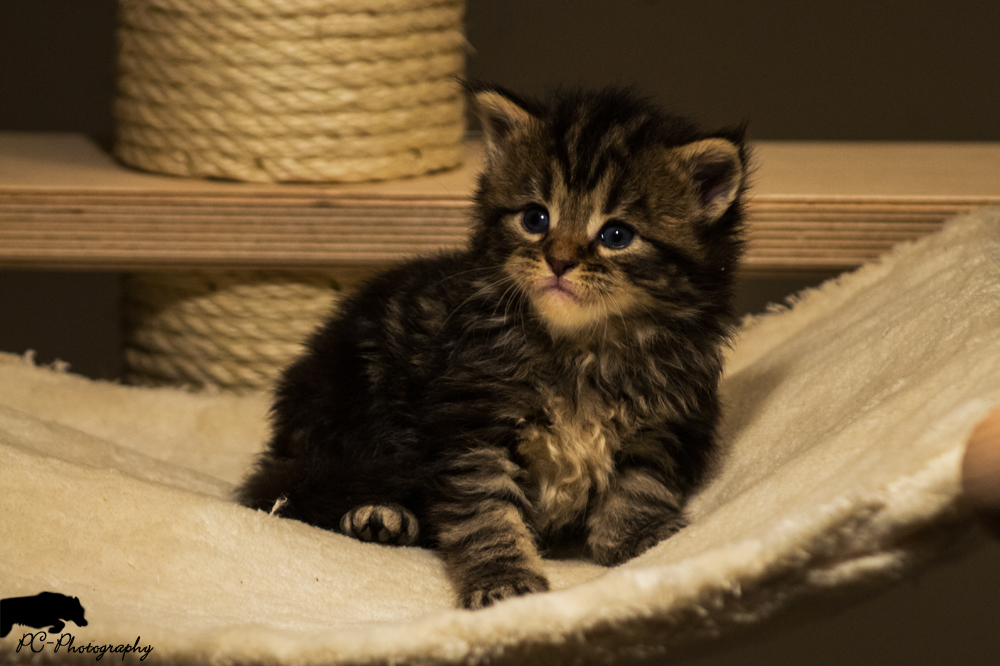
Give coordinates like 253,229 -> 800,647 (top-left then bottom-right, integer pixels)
1,592 -> 88,638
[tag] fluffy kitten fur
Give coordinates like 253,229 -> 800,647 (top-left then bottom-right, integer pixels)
237,84 -> 748,609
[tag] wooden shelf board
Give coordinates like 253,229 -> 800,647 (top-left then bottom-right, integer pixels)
2,132 -> 999,273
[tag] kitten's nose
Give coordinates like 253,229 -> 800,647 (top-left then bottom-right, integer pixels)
546,256 -> 578,277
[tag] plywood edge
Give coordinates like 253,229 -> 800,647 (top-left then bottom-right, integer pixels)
3,133 -> 1000,272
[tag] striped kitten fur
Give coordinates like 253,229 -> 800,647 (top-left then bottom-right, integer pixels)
237,84 -> 748,609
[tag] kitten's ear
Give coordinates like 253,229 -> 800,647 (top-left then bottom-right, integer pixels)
472,88 -> 535,155
670,138 -> 745,222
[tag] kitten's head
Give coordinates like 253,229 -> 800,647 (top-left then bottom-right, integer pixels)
468,84 -> 748,340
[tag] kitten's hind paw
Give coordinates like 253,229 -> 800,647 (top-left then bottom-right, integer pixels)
339,504 -> 419,546
589,514 -> 687,566
461,571 -> 550,610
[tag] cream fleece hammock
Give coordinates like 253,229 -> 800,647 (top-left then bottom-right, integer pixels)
1,210 -> 999,665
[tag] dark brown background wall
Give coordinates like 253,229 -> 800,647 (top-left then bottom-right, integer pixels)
1,2 -> 998,664
3,1 -> 999,139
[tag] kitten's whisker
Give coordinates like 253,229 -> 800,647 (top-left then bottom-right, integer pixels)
607,293 -> 631,339
499,282 -> 523,326
455,273 -> 524,337
432,265 -> 497,285
437,271 -> 519,330
607,292 -> 638,366
437,279 -> 506,334
494,286 -> 521,333
490,274 -> 521,319
600,295 -> 613,349
512,284 -> 531,341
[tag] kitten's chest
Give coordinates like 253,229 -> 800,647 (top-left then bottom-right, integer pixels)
516,383 -> 624,533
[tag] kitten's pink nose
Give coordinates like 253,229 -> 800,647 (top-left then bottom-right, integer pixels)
546,256 -> 578,277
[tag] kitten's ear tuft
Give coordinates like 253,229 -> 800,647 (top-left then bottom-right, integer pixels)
472,88 -> 535,153
672,138 -> 745,222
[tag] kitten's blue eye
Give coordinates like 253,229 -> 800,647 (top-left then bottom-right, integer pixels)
598,223 -> 635,249
521,205 -> 550,234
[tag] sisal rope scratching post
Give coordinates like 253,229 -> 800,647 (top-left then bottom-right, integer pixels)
114,0 -> 467,182
123,270 -> 378,392
115,0 -> 466,391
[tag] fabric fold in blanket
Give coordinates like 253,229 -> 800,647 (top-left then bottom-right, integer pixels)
1,209 -> 999,665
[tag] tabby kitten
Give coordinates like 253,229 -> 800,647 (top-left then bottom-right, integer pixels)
237,84 -> 748,609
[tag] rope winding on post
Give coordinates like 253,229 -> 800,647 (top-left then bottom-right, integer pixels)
117,0 -> 467,391
114,0 -> 467,182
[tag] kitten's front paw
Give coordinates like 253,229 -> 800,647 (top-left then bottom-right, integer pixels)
340,504 -> 419,546
461,571 -> 550,610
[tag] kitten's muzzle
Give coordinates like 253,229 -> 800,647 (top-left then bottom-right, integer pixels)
545,256 -> 578,277
541,276 -> 580,301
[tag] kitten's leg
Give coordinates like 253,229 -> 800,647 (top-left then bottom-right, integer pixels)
431,448 -> 549,609
340,503 -> 419,546
586,466 -> 687,566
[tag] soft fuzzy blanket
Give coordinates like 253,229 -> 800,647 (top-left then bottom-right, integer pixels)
2,210 -> 999,665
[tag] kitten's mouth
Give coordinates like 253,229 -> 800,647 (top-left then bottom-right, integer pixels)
540,276 -> 580,302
